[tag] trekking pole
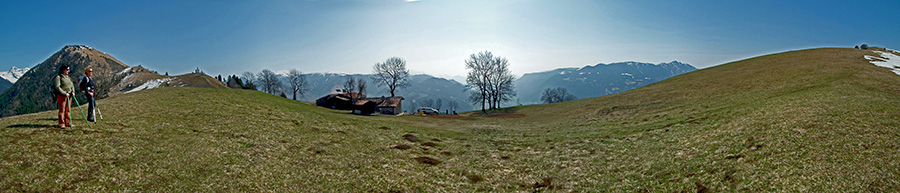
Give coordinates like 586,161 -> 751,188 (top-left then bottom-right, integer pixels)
70,94 -> 91,128
96,102 -> 103,121
91,90 -> 102,121
91,88 -> 102,121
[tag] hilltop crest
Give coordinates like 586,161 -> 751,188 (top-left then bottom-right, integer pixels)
0,45 -> 130,117
0,46 -> 226,117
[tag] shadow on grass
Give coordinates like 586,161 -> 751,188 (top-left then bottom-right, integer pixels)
36,118 -> 57,121
466,108 -> 524,118
6,124 -> 55,129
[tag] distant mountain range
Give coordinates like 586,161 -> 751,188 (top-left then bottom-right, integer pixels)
0,67 -> 30,93
1,45 -> 696,117
281,61 -> 696,112
515,61 -> 697,104
0,67 -> 29,83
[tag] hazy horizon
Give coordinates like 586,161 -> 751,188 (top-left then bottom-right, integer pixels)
1,0 -> 898,80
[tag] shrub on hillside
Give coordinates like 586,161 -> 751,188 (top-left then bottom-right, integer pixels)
242,82 -> 257,90
541,87 -> 577,104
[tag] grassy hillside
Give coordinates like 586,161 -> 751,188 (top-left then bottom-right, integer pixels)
0,45 -> 128,117
0,87 -> 474,192
171,73 -> 228,89
1,48 -> 899,192
465,48 -> 900,191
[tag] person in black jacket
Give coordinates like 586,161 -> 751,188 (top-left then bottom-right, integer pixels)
79,66 -> 97,122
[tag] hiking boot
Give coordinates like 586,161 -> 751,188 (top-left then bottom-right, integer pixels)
59,125 -> 66,129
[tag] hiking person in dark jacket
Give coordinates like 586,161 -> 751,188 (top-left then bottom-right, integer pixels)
79,66 -> 96,122
54,64 -> 75,129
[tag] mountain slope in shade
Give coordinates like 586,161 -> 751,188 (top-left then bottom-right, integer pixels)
0,45 -> 128,117
515,61 -> 696,104
0,78 -> 10,93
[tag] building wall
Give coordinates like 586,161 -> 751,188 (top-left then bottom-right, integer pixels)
378,107 -> 402,115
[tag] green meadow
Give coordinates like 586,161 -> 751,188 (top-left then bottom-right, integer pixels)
2,48 -> 899,192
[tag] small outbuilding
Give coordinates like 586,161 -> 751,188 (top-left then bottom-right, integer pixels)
353,100 -> 378,115
360,96 -> 404,115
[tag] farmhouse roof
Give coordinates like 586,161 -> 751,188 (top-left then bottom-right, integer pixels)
360,97 -> 404,108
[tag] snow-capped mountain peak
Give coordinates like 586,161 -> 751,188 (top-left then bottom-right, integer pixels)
0,67 -> 30,83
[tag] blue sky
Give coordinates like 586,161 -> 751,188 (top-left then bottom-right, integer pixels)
1,0 -> 897,80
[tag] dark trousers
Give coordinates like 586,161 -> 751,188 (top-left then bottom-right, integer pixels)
86,95 -> 96,121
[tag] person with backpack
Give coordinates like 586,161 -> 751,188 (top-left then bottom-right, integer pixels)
79,66 -> 96,122
54,64 -> 76,129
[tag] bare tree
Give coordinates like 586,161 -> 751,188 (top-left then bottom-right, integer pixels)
466,52 -> 490,112
257,69 -> 282,94
242,71 -> 256,87
343,77 -> 358,104
373,57 -> 410,97
357,78 -> 367,103
287,69 -> 308,101
488,57 -> 516,109
541,87 -> 577,104
343,77 -> 356,93
465,51 -> 515,111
